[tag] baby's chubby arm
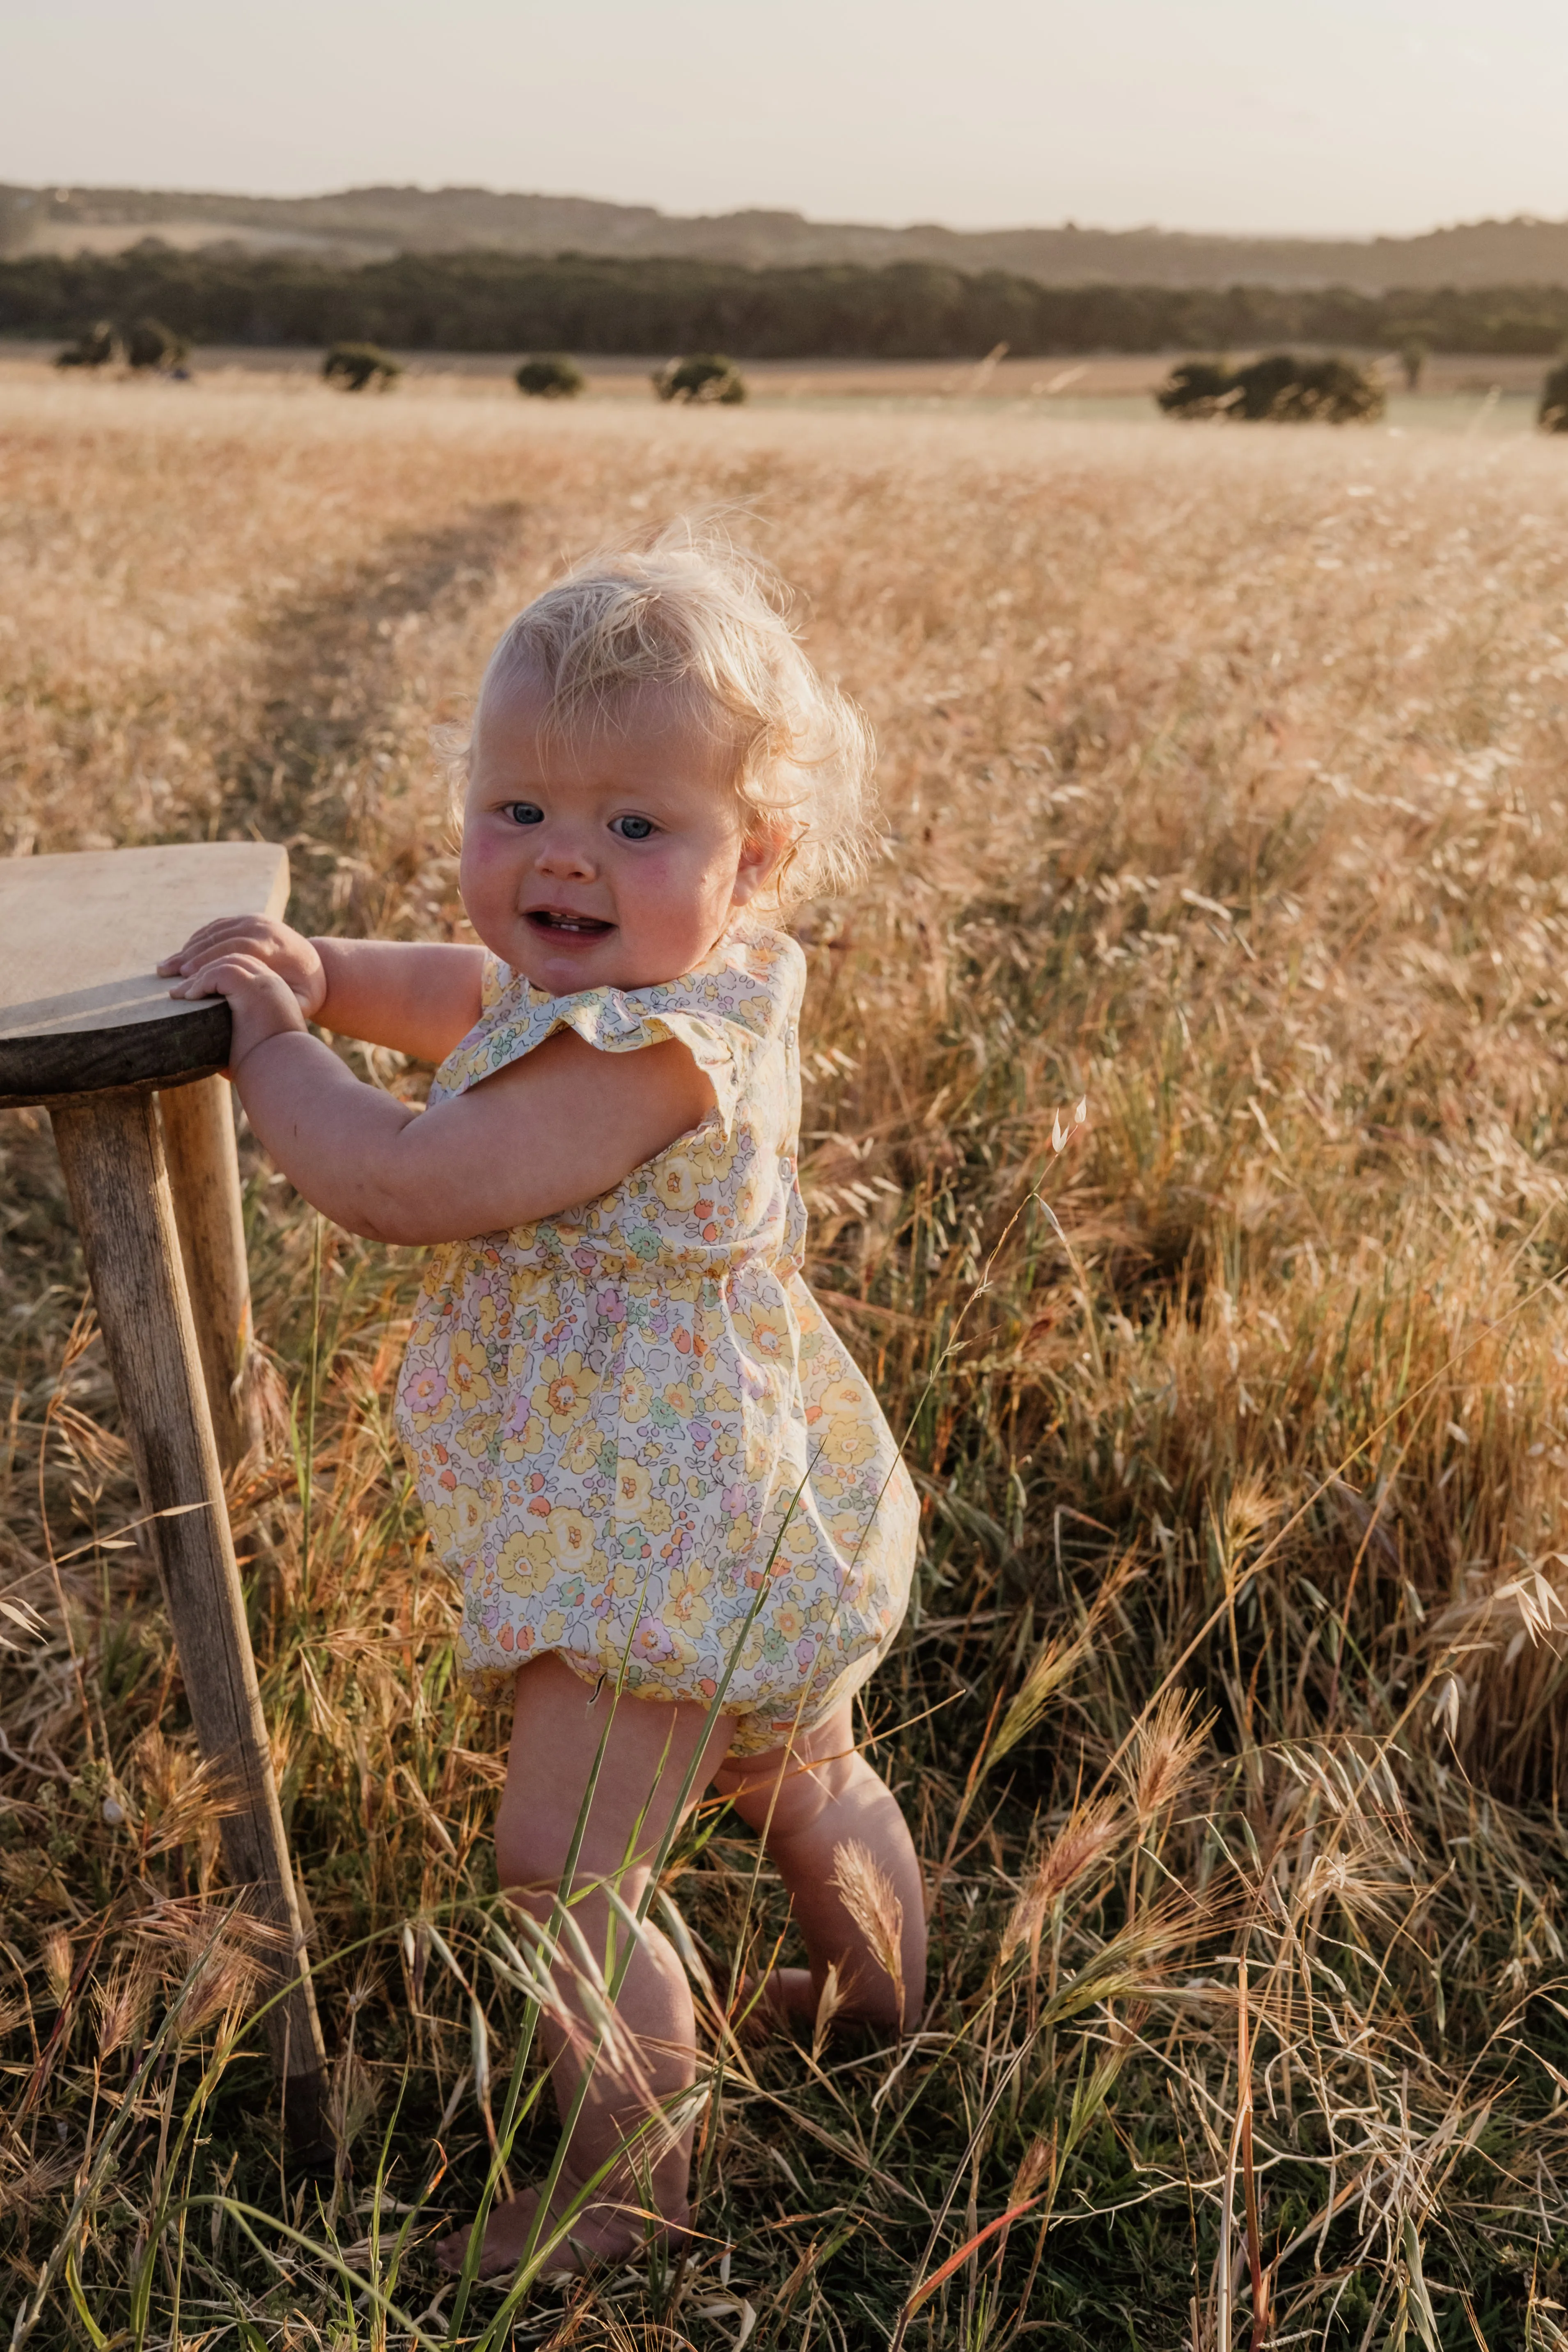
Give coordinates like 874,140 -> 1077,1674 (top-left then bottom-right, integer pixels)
164,948 -> 715,1246
158,916 -> 485,1066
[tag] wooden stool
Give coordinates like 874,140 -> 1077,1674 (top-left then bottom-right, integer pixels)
0,843 -> 330,2148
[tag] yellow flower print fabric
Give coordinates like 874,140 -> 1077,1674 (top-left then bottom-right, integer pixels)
393,925 -> 918,1753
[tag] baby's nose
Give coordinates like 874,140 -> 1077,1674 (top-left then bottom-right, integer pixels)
535,833 -> 597,878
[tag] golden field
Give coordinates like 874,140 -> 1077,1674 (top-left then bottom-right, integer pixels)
6,371 -> 1568,2347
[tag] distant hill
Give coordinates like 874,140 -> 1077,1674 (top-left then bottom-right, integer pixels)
6,181 -> 1568,291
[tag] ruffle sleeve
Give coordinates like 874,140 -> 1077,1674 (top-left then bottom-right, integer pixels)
429,938 -> 799,1139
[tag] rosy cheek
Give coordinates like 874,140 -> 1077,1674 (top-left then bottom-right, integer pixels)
626,847 -> 682,903
464,826 -> 524,882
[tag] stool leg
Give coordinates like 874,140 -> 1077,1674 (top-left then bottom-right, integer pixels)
50,1087 -> 329,2150
160,1074 -> 263,1476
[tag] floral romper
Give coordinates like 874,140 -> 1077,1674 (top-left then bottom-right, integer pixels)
393,923 -> 918,1754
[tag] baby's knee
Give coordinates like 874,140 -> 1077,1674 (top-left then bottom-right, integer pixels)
495,1803 -> 653,1929
722,1739 -> 866,1841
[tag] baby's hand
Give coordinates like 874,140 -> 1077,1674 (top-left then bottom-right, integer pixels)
166,950 -> 308,1074
159,917 -> 327,1020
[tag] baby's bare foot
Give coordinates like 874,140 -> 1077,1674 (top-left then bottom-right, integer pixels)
731,1967 -> 819,2042
436,2179 -> 690,2279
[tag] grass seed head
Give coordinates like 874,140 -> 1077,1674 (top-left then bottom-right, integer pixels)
92,1958 -> 154,2058
1013,2131 -> 1055,2202
811,1957 -> 849,2062
1127,1689 -> 1210,1824
131,1727 -> 244,1853
41,1927 -> 73,2007
988,1629 -> 1093,1768
1003,1797 -> 1125,1978
178,1939 -> 268,2039
1219,1473 -> 1281,1563
327,2048 -> 380,2150
0,2150 -> 76,2221
830,1838 -> 906,2029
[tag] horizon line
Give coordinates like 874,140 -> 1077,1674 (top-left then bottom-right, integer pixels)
8,179 -> 1567,250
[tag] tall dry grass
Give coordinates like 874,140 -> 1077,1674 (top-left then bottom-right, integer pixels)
6,371 -> 1568,2345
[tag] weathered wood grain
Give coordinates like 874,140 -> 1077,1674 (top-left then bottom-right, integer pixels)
160,1075 -> 264,1474
50,1087 -> 328,2138
0,841 -> 288,1107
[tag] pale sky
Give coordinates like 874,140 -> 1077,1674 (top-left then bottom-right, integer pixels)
5,0 -> 1566,239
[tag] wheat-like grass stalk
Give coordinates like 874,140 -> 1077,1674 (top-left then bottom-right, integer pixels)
831,1839 -> 907,2031
1002,1798 -> 1125,1981
812,1957 -> 849,2062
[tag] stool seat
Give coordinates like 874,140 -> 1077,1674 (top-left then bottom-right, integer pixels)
0,840 -> 289,1106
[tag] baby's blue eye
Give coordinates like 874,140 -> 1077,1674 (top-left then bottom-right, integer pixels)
612,814 -> 657,841
504,802 -> 544,826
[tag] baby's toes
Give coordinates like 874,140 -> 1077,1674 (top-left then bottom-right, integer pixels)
434,2187 -> 589,2281
730,1967 -> 813,2042
434,2225 -> 470,2276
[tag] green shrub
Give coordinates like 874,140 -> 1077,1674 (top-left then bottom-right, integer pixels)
125,317 -> 189,372
1157,351 -> 1385,424
54,321 -> 120,369
515,353 -> 585,399
322,340 -> 402,392
1540,361 -> 1568,433
1245,353 -> 1385,422
653,352 -> 747,404
1154,359 -> 1237,417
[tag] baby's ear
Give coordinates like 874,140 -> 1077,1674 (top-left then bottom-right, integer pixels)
731,819 -> 796,906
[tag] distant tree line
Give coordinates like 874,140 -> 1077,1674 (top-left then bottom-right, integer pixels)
5,244 -> 1568,358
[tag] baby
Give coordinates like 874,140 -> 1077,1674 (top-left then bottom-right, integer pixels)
161,532 -> 923,2275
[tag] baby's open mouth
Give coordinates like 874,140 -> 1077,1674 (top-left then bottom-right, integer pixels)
526,910 -> 614,935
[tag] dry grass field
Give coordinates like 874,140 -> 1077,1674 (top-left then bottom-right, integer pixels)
7,375 -> 1568,2348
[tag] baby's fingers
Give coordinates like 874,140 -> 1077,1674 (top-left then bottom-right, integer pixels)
166,950 -> 270,1000
156,925 -> 243,974
165,951 -> 305,1076
156,917 -> 280,974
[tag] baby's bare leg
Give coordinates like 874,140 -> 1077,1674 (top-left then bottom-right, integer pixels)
713,1704 -> 926,2031
438,1655 -> 735,2278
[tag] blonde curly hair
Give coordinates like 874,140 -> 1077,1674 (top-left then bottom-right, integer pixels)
469,526 -> 878,908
